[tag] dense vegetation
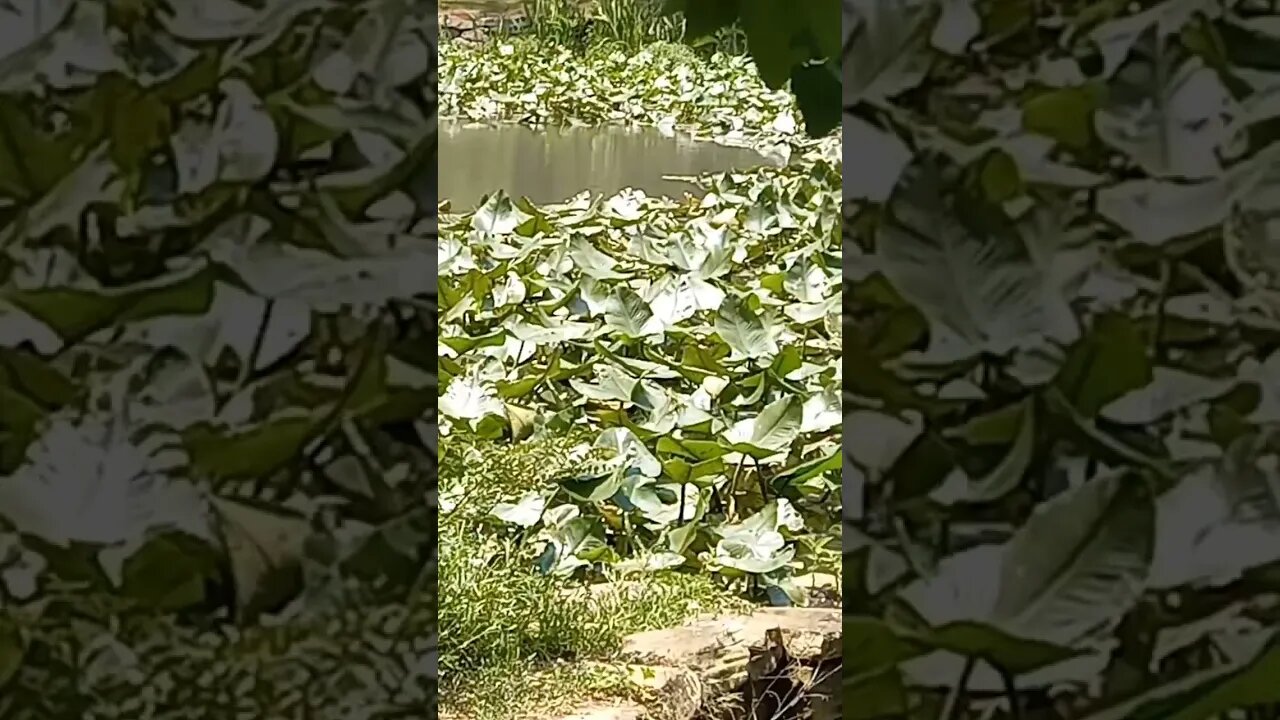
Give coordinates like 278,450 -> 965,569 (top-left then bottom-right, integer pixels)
0,2 -> 436,717
845,0 -> 1280,718
438,8 -> 842,717
0,0 -> 839,717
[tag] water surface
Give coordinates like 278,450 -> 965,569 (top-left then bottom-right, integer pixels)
439,121 -> 781,209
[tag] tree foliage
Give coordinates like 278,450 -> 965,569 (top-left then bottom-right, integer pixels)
846,0 -> 1280,717
0,1 -> 436,716
663,0 -> 842,137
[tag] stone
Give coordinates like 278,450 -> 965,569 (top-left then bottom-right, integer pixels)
625,665 -> 702,720
621,608 -> 840,670
619,608 -> 841,719
439,6 -> 530,44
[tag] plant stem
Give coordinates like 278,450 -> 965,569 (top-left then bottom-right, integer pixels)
1151,259 -> 1173,361
940,656 -> 977,720
1000,667 -> 1023,720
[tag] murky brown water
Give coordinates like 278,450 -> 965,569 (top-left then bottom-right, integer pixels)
439,121 -> 782,209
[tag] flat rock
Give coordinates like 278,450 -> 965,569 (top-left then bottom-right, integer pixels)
626,665 -> 702,720
620,607 -> 840,670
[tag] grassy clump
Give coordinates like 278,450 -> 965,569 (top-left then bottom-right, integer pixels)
447,0 -> 747,55
518,0 -> 684,51
440,530 -> 743,675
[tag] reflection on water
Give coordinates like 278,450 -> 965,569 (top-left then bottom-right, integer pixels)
439,121 -> 781,210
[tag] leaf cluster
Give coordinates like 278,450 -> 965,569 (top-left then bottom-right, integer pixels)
846,0 -> 1280,717
439,38 -> 842,604
0,1 -> 437,715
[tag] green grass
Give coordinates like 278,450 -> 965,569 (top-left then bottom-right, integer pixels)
441,661 -> 637,720
592,0 -> 685,50
439,523 -> 748,718
438,435 -> 750,719
513,0 -> 683,51
449,0 -> 747,55
440,530 -> 743,673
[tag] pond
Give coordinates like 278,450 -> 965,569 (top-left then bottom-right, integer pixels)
439,121 -> 784,210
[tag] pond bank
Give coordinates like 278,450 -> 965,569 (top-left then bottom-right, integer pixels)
441,6 -> 528,44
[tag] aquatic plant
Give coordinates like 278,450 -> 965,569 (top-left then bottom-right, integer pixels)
846,0 -> 1280,717
0,1 -> 436,716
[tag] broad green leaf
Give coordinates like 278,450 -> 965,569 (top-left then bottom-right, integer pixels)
3,264 -> 216,341
843,114 -> 911,202
844,0 -> 933,106
845,410 -> 922,471
902,472 -> 1154,653
995,473 -> 1154,642
1150,431 -> 1280,589
471,191 -> 527,235
560,465 -> 627,503
931,0 -> 979,54
1097,176 -> 1234,246
1101,367 -> 1234,424
441,376 -> 505,422
723,395 -> 803,454
1096,141 -> 1280,245
800,391 -> 840,433
648,275 -> 725,326
210,496 -> 310,622
118,532 -> 218,610
604,287 -> 665,339
171,79 -> 277,193
891,599 -> 1086,678
0,415 -> 212,549
185,412 -> 319,481
877,171 -> 1075,359
492,492 -> 547,527
714,502 -> 795,573
1054,313 -> 1152,418
1089,0 -> 1217,78
1095,54 -> 1232,180
1023,85 -> 1101,150
930,399 -> 1036,505
715,295 -> 778,360
209,230 -> 434,311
